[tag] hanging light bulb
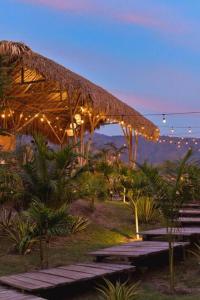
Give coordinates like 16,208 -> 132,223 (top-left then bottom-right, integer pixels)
162,114 -> 166,124
70,123 -> 77,129
170,127 -> 174,134
188,127 -> 192,134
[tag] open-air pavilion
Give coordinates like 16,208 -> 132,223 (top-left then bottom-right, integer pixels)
0,41 -> 159,163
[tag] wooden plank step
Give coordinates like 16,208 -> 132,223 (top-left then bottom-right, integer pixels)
89,241 -> 188,259
0,285 -> 44,300
139,227 -> 200,238
179,217 -> 200,224
179,209 -> 200,217
77,263 -> 132,271
182,203 -> 200,209
0,274 -> 52,292
0,263 -> 135,293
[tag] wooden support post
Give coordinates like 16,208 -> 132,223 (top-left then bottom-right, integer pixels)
133,131 -> 138,168
129,127 -> 133,165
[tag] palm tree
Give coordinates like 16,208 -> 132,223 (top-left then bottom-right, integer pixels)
139,150 -> 192,293
28,200 -> 71,268
22,134 -> 82,207
125,168 -> 151,239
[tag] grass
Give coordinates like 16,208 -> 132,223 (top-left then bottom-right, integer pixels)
0,200 -> 199,300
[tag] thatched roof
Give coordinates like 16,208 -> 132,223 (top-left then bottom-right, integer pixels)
0,40 -> 159,143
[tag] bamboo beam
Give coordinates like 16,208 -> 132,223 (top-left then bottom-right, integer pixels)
133,131 -> 138,168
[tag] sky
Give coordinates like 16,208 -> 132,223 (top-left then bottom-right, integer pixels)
1,0 -> 200,137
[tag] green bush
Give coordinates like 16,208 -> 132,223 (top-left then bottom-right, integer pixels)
135,196 -> 159,224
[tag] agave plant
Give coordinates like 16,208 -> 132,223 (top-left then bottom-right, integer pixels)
0,208 -> 15,233
97,278 -> 140,300
70,216 -> 90,234
189,243 -> 200,263
2,214 -> 36,255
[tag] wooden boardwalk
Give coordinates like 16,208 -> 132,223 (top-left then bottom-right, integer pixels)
0,285 -> 44,300
179,217 -> 200,225
0,263 -> 135,293
140,227 -> 200,241
182,203 -> 200,209
179,209 -> 200,217
89,241 -> 188,262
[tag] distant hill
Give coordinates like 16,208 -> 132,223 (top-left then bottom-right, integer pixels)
92,133 -> 200,165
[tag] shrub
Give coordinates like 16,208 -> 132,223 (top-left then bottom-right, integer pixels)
131,196 -> 160,224
70,216 -> 90,234
2,215 -> 36,255
97,278 -> 140,300
0,208 -> 15,233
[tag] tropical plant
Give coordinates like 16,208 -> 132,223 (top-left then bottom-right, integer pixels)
189,243 -> 200,263
21,134 -> 82,207
70,215 -> 90,234
79,172 -> 109,210
130,196 -> 159,224
0,208 -> 15,233
139,150 -> 193,293
97,278 -> 140,300
125,169 -> 152,239
104,142 -> 127,167
1,214 -> 36,255
27,200 -> 72,268
0,164 -> 24,205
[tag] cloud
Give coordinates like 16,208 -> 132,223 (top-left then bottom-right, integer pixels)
16,0 -> 98,13
16,0 -> 188,35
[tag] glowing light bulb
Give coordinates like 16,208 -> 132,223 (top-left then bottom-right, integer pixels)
188,127 -> 192,134
162,114 -> 166,124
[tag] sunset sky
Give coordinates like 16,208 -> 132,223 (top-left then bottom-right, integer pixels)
1,0 -> 200,137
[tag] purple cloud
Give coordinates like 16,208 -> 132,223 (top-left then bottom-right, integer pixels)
16,0 -> 188,35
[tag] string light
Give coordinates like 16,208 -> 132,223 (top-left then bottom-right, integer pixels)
170,127 -> 174,134
162,114 -> 166,124
188,127 -> 192,134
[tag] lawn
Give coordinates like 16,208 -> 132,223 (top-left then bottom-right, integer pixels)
0,200 -> 199,299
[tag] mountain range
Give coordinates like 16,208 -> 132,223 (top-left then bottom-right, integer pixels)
92,133 -> 200,165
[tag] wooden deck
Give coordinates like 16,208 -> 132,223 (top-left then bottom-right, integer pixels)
140,227 -> 200,240
89,241 -> 188,262
0,285 -> 44,300
179,217 -> 200,225
179,209 -> 200,217
182,203 -> 200,209
0,263 -> 135,293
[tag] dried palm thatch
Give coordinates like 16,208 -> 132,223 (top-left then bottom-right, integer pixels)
0,40 -> 159,144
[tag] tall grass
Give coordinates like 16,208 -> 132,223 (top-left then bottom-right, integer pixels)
136,196 -> 160,224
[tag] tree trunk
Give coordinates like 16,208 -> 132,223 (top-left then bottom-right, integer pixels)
39,236 -> 44,269
168,226 -> 175,293
134,202 -> 140,240
123,187 -> 126,203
